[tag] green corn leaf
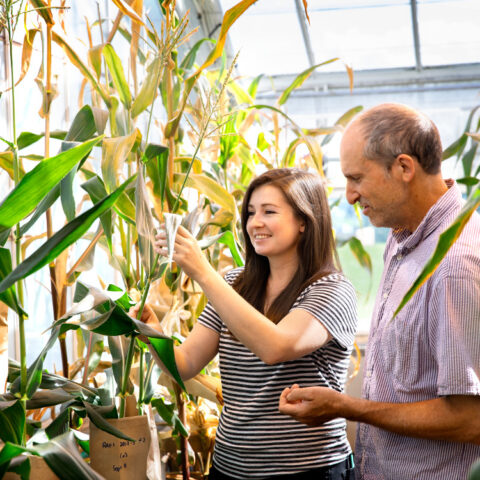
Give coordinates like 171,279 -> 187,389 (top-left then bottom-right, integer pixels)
17,130 -> 66,150
81,175 -> 113,252
462,144 -> 478,178
65,105 -> 108,142
5,452 -> 31,479
10,328 -> 61,399
0,400 -> 25,445
0,136 -> 102,234
24,390 -> 80,410
442,134 -> 468,160
442,106 -> 480,160
19,185 -> 60,236
54,283 -> 184,389
0,174 -> 135,294
145,144 -> 169,205
151,397 -> 188,437
348,237 -> 372,273
48,105 -> 105,222
0,443 -> 35,472
108,335 -> 129,394
103,44 -> 132,110
136,169 -> 158,277
321,106 -> 364,146
219,114 -> 239,167
45,407 -> 71,440
394,184 -> 480,318
60,142 -> 81,222
140,354 -> 161,405
278,58 -> 339,106
0,248 -> 27,317
457,176 -> 480,187
82,402 -> 134,441
132,56 -> 162,118
180,38 -> 215,71
148,337 -> 185,391
174,173 -> 237,216
248,74 -> 263,99
34,431 -> 104,480
198,231 -> 244,267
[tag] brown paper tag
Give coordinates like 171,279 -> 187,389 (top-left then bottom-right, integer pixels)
90,416 -> 151,480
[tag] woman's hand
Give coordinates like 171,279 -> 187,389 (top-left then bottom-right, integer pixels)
129,303 -> 163,334
154,224 -> 212,281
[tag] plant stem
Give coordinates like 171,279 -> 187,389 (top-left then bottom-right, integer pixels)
119,333 -> 137,418
6,3 -> 27,445
137,347 -> 144,415
82,332 -> 94,385
174,382 -> 190,480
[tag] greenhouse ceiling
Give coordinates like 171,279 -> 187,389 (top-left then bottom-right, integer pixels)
173,0 -> 480,96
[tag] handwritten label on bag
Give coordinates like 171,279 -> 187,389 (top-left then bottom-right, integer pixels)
90,415 -> 151,480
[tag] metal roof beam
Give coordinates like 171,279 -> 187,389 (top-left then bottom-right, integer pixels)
410,0 -> 422,72
255,63 -> 480,96
294,0 -> 316,67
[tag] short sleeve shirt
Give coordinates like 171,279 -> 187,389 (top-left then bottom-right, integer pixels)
199,269 -> 358,478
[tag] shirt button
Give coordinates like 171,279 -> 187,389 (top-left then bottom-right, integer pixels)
397,253 -> 403,260
383,292 -> 388,299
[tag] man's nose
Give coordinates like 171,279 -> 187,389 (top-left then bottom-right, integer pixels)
345,183 -> 360,205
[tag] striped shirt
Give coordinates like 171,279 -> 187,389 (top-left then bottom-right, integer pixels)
356,180 -> 480,480
198,268 -> 358,478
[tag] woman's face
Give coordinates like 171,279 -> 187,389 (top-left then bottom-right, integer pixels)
246,184 -> 305,262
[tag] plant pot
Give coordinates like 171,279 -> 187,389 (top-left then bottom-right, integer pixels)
89,402 -> 162,480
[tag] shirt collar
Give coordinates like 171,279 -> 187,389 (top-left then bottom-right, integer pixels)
391,179 -> 461,251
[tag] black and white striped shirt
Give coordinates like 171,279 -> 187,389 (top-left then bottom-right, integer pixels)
198,268 -> 358,478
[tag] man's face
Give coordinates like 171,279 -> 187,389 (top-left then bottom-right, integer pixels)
340,124 -> 409,229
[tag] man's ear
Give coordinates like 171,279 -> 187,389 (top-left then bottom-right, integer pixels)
394,154 -> 416,182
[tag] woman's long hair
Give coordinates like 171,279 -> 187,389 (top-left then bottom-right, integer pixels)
232,168 -> 337,323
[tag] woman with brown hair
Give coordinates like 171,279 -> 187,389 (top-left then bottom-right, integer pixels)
133,168 -> 357,479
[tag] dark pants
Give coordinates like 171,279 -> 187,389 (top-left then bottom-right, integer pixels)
208,456 -> 355,480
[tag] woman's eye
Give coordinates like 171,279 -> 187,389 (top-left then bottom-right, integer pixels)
265,210 -> 276,215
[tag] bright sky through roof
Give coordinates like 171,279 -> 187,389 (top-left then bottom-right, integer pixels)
219,0 -> 480,77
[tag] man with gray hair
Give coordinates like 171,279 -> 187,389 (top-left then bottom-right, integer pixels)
279,103 -> 480,479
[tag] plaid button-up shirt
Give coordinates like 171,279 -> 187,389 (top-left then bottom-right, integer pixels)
355,180 -> 480,480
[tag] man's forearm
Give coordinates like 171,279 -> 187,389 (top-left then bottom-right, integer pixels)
340,393 -> 480,444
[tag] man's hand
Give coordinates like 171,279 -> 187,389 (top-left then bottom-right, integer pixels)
279,384 -> 344,426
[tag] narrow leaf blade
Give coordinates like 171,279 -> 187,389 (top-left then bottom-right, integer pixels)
0,137 -> 101,233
